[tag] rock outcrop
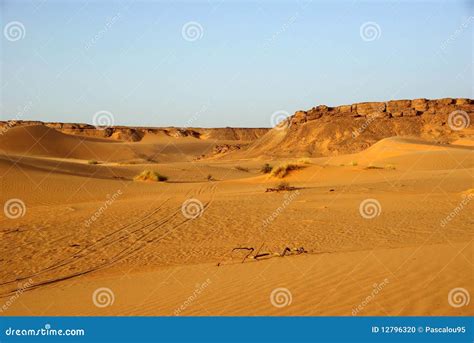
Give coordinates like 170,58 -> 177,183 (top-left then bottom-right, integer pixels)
244,98 -> 474,158
291,98 -> 472,124
0,121 -> 269,143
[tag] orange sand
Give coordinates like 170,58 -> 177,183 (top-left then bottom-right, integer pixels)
0,125 -> 472,316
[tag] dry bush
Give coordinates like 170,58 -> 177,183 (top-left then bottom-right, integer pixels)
270,163 -> 302,178
260,163 -> 272,174
88,160 -> 99,165
235,166 -> 249,172
276,181 -> 291,191
364,164 -> 383,170
134,170 -> 168,182
265,181 -> 297,192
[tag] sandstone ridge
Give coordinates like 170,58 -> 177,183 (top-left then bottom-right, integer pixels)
242,97 -> 474,158
0,121 -> 269,143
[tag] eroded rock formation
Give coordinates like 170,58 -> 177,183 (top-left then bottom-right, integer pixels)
245,98 -> 474,157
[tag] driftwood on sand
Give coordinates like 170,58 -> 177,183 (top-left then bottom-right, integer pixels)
231,244 -> 307,263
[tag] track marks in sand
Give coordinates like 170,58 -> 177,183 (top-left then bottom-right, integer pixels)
0,184 -> 217,296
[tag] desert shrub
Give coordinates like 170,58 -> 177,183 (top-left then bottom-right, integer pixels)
266,181 -> 298,192
271,163 -> 302,178
276,181 -> 291,191
88,160 -> 99,165
207,174 -> 213,181
365,164 -> 383,170
385,164 -> 396,170
134,170 -> 168,182
350,161 -> 358,166
260,163 -> 272,174
235,166 -> 249,172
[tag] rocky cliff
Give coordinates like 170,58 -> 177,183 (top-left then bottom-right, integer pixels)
0,121 -> 269,143
243,98 -> 473,157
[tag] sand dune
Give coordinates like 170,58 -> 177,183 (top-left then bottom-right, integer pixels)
3,242 -> 471,316
0,99 -> 472,316
323,137 -> 474,171
0,125 -> 219,163
0,125 -> 132,161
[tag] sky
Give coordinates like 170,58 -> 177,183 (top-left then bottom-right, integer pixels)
1,0 -> 473,128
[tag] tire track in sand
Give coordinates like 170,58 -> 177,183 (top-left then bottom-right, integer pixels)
0,183 -> 217,297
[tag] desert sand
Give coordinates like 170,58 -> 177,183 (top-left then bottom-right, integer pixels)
0,98 -> 472,316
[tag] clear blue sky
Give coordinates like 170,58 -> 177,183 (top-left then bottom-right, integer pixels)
1,0 -> 473,127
